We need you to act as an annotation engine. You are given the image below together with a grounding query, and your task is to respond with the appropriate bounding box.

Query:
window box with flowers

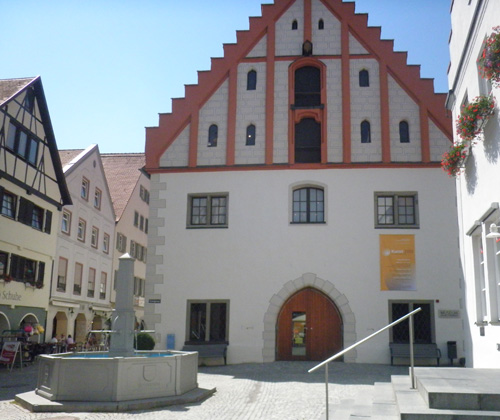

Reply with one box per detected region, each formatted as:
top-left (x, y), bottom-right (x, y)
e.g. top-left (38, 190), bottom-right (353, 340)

top-left (478, 26), bottom-right (500, 87)
top-left (441, 142), bottom-right (469, 178)
top-left (456, 95), bottom-right (495, 142)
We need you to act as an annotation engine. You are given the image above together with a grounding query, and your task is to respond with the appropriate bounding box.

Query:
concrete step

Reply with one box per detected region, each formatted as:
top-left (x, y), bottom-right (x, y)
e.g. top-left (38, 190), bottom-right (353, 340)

top-left (392, 375), bottom-right (500, 420)
top-left (414, 368), bottom-right (500, 411)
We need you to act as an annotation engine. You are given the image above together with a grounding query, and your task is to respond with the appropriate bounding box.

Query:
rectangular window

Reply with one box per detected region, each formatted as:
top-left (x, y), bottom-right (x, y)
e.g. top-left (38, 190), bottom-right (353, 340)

top-left (77, 219), bottom-right (86, 242)
top-left (91, 226), bottom-right (99, 248)
top-left (100, 272), bottom-right (107, 300)
top-left (81, 177), bottom-right (89, 200)
top-left (74, 263), bottom-right (83, 295)
top-left (140, 185), bottom-right (150, 204)
top-left (103, 233), bottom-right (110, 254)
top-left (9, 254), bottom-right (37, 284)
top-left (88, 268), bottom-right (96, 298)
top-left (0, 252), bottom-right (8, 279)
top-left (57, 257), bottom-right (68, 292)
top-left (6, 121), bottom-right (39, 165)
top-left (188, 193), bottom-right (228, 228)
top-left (61, 210), bottom-right (71, 234)
top-left (1, 190), bottom-right (17, 218)
top-left (134, 211), bottom-right (139, 227)
top-left (187, 300), bottom-right (229, 343)
top-left (389, 301), bottom-right (433, 344)
top-left (18, 197), bottom-right (45, 230)
top-left (116, 232), bottom-right (127, 253)
top-left (94, 188), bottom-right (102, 209)
top-left (375, 192), bottom-right (419, 228)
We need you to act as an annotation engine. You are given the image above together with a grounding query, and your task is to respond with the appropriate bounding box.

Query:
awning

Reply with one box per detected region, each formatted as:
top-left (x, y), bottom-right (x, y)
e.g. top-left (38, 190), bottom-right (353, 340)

top-left (50, 300), bottom-right (80, 309)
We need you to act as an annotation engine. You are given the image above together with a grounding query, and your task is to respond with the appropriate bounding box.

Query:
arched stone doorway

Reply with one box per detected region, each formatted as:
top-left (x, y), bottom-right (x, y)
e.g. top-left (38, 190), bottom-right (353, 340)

top-left (52, 312), bottom-right (68, 339)
top-left (74, 314), bottom-right (87, 344)
top-left (276, 288), bottom-right (342, 361)
top-left (262, 273), bottom-right (357, 363)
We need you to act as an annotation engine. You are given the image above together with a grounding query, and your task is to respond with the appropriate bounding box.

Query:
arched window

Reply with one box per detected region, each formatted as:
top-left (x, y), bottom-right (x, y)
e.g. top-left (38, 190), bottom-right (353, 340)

top-left (247, 70), bottom-right (257, 91)
top-left (318, 19), bottom-right (324, 30)
top-left (208, 124), bottom-right (218, 147)
top-left (292, 187), bottom-right (324, 223)
top-left (361, 120), bottom-right (371, 143)
top-left (246, 124), bottom-right (256, 146)
top-left (295, 118), bottom-right (321, 163)
top-left (399, 121), bottom-right (410, 143)
top-left (295, 66), bottom-right (321, 107)
top-left (292, 20), bottom-right (298, 30)
top-left (359, 69), bottom-right (369, 87)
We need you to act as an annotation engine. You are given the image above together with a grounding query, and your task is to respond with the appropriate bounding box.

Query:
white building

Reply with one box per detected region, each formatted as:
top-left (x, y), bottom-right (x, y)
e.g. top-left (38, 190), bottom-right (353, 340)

top-left (48, 145), bottom-right (115, 344)
top-left (447, 0), bottom-right (500, 367)
top-left (101, 153), bottom-right (150, 329)
top-left (144, 0), bottom-right (464, 364)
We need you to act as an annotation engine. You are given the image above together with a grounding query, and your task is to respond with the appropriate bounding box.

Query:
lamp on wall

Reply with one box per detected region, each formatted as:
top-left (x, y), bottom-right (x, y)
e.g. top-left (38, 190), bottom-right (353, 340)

top-left (486, 223), bottom-right (500, 239)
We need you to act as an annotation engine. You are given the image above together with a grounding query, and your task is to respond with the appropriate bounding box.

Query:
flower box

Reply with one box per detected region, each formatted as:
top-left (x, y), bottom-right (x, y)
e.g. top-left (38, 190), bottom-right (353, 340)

top-left (478, 26), bottom-right (500, 87)
top-left (456, 95), bottom-right (495, 141)
top-left (441, 142), bottom-right (469, 178)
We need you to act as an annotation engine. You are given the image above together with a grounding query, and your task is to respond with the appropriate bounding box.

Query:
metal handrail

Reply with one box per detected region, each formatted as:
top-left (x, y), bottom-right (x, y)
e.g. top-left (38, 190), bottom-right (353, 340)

top-left (308, 307), bottom-right (421, 420)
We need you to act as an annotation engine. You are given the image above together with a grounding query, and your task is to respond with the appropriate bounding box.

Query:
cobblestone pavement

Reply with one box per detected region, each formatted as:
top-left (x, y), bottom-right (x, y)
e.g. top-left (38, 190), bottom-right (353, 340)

top-left (0, 360), bottom-right (408, 420)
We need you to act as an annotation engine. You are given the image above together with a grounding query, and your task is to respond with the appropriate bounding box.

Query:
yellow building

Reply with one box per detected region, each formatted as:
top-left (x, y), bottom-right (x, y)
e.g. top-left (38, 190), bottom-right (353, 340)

top-left (0, 77), bottom-right (71, 341)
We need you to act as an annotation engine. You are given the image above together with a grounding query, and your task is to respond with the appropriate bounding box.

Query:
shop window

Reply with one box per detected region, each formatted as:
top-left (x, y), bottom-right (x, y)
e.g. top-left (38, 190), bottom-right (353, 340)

top-left (187, 300), bottom-right (229, 343)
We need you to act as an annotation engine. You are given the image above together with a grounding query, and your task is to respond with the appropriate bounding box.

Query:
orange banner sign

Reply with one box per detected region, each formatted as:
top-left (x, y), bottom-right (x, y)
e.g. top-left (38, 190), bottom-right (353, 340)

top-left (380, 234), bottom-right (416, 291)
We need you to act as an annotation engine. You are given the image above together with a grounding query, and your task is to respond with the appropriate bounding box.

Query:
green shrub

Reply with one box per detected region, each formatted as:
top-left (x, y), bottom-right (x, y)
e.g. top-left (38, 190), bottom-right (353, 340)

top-left (134, 332), bottom-right (156, 350)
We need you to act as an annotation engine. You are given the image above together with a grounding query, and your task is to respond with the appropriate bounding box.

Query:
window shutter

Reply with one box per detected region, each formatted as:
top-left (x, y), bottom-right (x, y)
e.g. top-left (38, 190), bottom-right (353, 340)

top-left (0, 186), bottom-right (4, 208)
top-left (44, 210), bottom-right (52, 234)
top-left (9, 254), bottom-right (19, 279)
top-left (18, 197), bottom-right (29, 225)
top-left (37, 261), bottom-right (45, 284)
top-left (122, 235), bottom-right (127, 253)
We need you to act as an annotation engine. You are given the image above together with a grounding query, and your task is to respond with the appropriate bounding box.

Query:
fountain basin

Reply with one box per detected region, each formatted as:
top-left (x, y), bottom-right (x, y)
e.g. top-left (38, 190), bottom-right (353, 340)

top-left (36, 350), bottom-right (198, 402)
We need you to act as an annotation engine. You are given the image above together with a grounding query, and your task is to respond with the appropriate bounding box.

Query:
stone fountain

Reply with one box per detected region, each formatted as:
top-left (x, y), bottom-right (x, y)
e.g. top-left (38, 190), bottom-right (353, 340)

top-left (16, 255), bottom-right (210, 412)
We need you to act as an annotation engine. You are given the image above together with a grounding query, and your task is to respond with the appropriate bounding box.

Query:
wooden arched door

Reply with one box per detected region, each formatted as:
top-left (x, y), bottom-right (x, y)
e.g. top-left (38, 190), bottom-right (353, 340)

top-left (276, 288), bottom-right (342, 361)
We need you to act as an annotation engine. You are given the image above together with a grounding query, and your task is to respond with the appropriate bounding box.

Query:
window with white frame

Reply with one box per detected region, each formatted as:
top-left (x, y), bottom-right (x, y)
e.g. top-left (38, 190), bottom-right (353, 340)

top-left (187, 193), bottom-right (228, 228)
top-left (103, 233), bottom-right (110, 254)
top-left (81, 177), bottom-right (89, 200)
top-left (116, 232), bottom-right (127, 253)
top-left (375, 192), bottom-right (419, 228)
top-left (186, 300), bottom-right (229, 343)
top-left (0, 189), bottom-right (16, 218)
top-left (61, 210), bottom-right (71, 234)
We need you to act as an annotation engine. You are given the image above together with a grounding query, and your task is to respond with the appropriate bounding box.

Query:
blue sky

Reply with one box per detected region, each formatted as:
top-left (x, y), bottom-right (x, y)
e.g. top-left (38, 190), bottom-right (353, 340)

top-left (2, 1), bottom-right (451, 153)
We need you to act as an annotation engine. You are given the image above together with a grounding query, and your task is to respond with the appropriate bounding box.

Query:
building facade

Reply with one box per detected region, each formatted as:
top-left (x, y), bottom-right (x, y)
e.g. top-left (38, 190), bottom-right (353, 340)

top-left (447, 0), bottom-right (500, 367)
top-left (145, 0), bottom-right (464, 364)
top-left (0, 77), bottom-right (71, 341)
top-left (48, 145), bottom-right (115, 344)
top-left (101, 153), bottom-right (150, 329)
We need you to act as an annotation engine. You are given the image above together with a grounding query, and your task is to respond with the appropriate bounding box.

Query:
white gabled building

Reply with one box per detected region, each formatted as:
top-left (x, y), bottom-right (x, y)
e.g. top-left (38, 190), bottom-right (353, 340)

top-left (101, 153), bottom-right (150, 329)
top-left (447, 0), bottom-right (500, 367)
top-left (145, 0), bottom-right (464, 364)
top-left (48, 145), bottom-right (115, 344)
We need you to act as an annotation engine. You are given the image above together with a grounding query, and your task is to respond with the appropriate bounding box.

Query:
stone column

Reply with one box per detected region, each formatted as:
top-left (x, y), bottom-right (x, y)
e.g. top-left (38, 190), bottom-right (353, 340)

top-left (109, 254), bottom-right (136, 357)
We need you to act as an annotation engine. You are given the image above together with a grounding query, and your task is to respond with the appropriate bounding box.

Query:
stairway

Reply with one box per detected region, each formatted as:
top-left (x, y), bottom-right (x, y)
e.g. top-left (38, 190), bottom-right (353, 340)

top-left (324, 367), bottom-right (500, 420)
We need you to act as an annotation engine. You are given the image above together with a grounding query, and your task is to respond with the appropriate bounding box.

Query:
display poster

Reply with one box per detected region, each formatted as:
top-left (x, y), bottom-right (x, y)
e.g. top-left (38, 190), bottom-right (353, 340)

top-left (0, 341), bottom-right (21, 369)
top-left (380, 234), bottom-right (416, 291)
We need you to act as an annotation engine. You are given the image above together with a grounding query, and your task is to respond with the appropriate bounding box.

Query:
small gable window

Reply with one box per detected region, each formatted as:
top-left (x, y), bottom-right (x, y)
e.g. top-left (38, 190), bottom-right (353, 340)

top-left (399, 121), bottom-right (410, 143)
top-left (208, 124), bottom-right (218, 147)
top-left (246, 124), bottom-right (256, 146)
top-left (247, 70), bottom-right (257, 91)
top-left (359, 69), bottom-right (369, 87)
top-left (361, 120), bottom-right (371, 143)
top-left (318, 19), bottom-right (324, 30)
top-left (292, 20), bottom-right (298, 30)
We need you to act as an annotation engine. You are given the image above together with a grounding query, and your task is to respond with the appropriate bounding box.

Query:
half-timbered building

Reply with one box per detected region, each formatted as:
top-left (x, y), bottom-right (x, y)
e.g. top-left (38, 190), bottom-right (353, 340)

top-left (0, 76), bottom-right (71, 340)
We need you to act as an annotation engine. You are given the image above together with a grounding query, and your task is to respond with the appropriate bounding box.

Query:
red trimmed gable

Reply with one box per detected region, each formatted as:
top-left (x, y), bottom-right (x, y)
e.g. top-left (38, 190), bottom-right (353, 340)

top-left (145, 0), bottom-right (451, 171)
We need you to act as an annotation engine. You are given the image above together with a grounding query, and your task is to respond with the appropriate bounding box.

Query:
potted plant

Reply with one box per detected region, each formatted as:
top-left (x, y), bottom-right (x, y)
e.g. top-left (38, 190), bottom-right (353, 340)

top-left (478, 26), bottom-right (500, 86)
top-left (441, 142), bottom-right (469, 177)
top-left (456, 95), bottom-right (495, 141)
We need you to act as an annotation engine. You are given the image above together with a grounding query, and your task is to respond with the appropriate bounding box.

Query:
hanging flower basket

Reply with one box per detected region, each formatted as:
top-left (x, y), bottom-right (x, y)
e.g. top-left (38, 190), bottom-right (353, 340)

top-left (456, 95), bottom-right (495, 141)
top-left (478, 26), bottom-right (500, 87)
top-left (441, 142), bottom-right (469, 177)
